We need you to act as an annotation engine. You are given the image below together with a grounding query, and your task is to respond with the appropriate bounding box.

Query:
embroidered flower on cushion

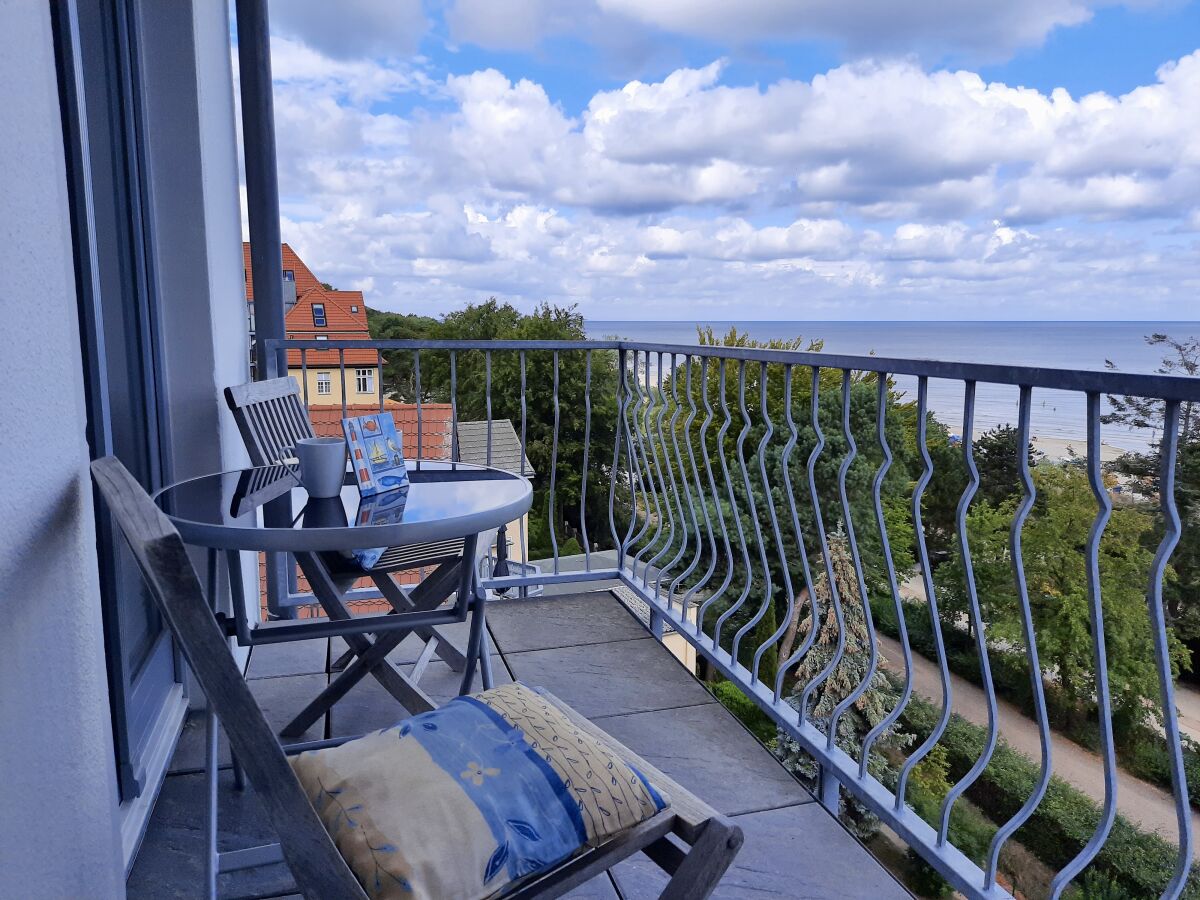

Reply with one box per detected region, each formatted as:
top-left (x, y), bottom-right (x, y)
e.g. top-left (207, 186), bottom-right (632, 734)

top-left (461, 761), bottom-right (500, 786)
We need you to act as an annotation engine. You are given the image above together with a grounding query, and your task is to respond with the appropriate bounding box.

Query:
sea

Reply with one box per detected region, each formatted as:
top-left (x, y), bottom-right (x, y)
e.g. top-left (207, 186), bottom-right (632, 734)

top-left (585, 321), bottom-right (1200, 452)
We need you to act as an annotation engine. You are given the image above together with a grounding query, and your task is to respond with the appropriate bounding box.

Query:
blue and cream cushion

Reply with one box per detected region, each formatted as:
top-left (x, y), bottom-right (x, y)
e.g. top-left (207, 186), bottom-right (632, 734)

top-left (290, 683), bottom-right (669, 899)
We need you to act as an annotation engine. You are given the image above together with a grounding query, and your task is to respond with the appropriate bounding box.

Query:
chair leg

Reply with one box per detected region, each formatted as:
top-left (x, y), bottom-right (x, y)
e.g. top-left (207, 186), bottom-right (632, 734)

top-left (205, 705), bottom-right (220, 900)
top-left (659, 819), bottom-right (743, 900)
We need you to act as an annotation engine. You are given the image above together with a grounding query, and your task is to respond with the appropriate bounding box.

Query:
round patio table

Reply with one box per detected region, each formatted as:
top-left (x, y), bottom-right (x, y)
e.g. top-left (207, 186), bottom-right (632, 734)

top-left (153, 459), bottom-right (533, 732)
top-left (154, 459), bottom-right (533, 553)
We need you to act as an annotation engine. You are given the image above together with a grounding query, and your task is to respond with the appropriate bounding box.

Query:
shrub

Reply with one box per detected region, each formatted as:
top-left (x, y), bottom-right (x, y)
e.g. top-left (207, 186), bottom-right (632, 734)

top-left (900, 697), bottom-right (1199, 899)
top-left (711, 680), bottom-right (777, 746)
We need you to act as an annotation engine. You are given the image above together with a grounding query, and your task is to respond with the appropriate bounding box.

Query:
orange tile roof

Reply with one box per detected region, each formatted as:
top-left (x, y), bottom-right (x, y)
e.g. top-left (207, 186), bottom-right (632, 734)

top-left (307, 401), bottom-right (454, 459)
top-left (286, 286), bottom-right (378, 365)
top-left (243, 242), bottom-right (323, 302)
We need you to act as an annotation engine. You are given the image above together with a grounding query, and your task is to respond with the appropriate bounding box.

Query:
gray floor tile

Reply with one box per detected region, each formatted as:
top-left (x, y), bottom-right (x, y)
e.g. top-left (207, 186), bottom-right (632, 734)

top-left (169, 709), bottom-right (231, 775)
top-left (612, 803), bottom-right (910, 899)
top-left (504, 637), bottom-right (714, 719)
top-left (593, 702), bottom-right (812, 816)
top-left (247, 672), bottom-right (329, 742)
top-left (487, 592), bottom-right (649, 653)
top-left (328, 656), bottom-right (512, 736)
top-left (173, 673), bottom-right (330, 773)
top-left (563, 871), bottom-right (621, 898)
top-left (246, 638), bottom-right (329, 680)
top-left (127, 770), bottom-right (296, 899)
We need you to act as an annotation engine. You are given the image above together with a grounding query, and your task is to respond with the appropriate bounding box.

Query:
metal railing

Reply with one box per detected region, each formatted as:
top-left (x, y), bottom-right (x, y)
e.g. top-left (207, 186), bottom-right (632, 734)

top-left (265, 337), bottom-right (1200, 899)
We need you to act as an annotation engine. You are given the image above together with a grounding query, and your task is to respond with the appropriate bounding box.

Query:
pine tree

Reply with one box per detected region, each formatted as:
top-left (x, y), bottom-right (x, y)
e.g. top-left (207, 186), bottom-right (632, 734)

top-left (774, 532), bottom-right (907, 839)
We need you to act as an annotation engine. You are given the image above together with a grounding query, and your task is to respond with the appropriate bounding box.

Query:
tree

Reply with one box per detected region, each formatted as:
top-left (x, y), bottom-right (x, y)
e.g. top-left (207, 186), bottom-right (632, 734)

top-left (1103, 333), bottom-right (1200, 443)
top-left (939, 464), bottom-right (1187, 740)
top-left (974, 424), bottom-right (1039, 508)
top-left (366, 307), bottom-right (440, 402)
top-left (775, 534), bottom-right (906, 840)
top-left (1103, 332), bottom-right (1200, 658)
top-left (369, 299), bottom-right (619, 557)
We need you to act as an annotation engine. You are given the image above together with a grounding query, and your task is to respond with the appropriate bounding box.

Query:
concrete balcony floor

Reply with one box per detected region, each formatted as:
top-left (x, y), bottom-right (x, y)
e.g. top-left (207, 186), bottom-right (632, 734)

top-left (128, 590), bottom-right (910, 899)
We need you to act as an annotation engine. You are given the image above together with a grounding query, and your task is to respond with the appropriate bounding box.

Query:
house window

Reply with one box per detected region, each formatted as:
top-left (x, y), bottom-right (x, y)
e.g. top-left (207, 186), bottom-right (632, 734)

top-left (315, 335), bottom-right (328, 341)
top-left (283, 269), bottom-right (295, 281)
top-left (350, 305), bottom-right (359, 313)
top-left (356, 368), bottom-right (374, 394)
top-left (317, 372), bottom-right (331, 395)
top-left (312, 303), bottom-right (327, 327)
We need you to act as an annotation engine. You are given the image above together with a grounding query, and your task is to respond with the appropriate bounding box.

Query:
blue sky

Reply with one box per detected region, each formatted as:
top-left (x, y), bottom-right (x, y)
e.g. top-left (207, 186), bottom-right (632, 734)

top-left (255, 0), bottom-right (1200, 320)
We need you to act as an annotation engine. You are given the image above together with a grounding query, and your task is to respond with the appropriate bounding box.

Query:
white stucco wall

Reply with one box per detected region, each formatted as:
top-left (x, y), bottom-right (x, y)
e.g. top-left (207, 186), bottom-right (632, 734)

top-left (137, 0), bottom-right (256, 663)
top-left (0, 1), bottom-right (125, 895)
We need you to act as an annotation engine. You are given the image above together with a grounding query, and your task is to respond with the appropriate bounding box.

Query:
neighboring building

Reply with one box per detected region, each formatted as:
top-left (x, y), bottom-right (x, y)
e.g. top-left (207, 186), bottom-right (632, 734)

top-left (456, 420), bottom-right (535, 565)
top-left (243, 242), bottom-right (381, 403)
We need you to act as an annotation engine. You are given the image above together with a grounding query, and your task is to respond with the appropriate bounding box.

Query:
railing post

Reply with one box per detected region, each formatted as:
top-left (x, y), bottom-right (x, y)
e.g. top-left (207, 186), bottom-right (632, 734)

top-left (818, 766), bottom-right (840, 814)
top-left (649, 609), bottom-right (664, 640)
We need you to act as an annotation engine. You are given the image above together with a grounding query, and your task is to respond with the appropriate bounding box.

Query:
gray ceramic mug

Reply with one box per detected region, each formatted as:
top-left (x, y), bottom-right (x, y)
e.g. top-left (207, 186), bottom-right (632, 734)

top-left (295, 437), bottom-right (347, 498)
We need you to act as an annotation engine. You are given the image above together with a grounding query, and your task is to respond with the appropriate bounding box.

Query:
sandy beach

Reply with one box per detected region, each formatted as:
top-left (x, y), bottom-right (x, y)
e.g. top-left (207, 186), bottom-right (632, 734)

top-left (1030, 435), bottom-right (1126, 463)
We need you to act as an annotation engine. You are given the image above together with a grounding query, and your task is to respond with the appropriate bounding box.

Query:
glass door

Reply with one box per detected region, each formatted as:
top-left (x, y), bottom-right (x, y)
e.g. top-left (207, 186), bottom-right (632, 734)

top-left (54, 0), bottom-right (179, 802)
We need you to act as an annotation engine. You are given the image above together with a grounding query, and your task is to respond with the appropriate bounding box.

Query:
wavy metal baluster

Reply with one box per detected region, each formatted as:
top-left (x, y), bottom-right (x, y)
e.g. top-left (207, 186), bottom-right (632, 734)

top-left (985, 385), bottom-right (1052, 887)
top-left (1050, 391), bottom-right (1118, 898)
top-left (713, 360), bottom-right (757, 651)
top-left (580, 350), bottom-right (592, 570)
top-left (647, 353), bottom-right (685, 599)
top-left (548, 351), bottom-right (560, 573)
top-left (414, 351), bottom-right (423, 461)
top-left (859, 372), bottom-right (911, 776)
top-left (672, 356), bottom-right (714, 609)
top-left (937, 381), bottom-right (998, 843)
top-left (1145, 400), bottom-right (1192, 899)
top-left (630, 352), bottom-right (664, 582)
top-left (798, 367), bottom-right (845, 728)
top-left (657, 354), bottom-right (696, 606)
top-left (699, 359), bottom-right (743, 639)
top-left (450, 352), bottom-right (459, 461)
top-left (694, 358), bottom-right (736, 634)
top-left (828, 369), bottom-right (882, 754)
top-left (608, 349), bottom-right (627, 560)
top-left (518, 352), bottom-right (525, 474)
top-left (621, 352), bottom-right (650, 561)
top-left (485, 351), bottom-right (493, 466)
top-left (775, 365), bottom-right (822, 701)
top-left (730, 361), bottom-right (777, 677)
top-left (376, 349), bottom-right (384, 414)
top-left (751, 362), bottom-right (797, 685)
top-left (338, 348), bottom-right (347, 420)
top-left (300, 348), bottom-right (309, 406)
top-left (895, 376), bottom-right (955, 810)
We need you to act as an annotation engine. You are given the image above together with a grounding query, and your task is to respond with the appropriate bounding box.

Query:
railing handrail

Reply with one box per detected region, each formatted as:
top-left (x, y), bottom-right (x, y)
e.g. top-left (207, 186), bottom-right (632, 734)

top-left (264, 337), bottom-right (1200, 401)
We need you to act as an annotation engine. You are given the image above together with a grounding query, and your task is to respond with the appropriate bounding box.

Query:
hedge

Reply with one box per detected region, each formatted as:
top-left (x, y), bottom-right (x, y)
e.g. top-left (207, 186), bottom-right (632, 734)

top-left (902, 698), bottom-right (1198, 899)
top-left (872, 596), bottom-right (1200, 810)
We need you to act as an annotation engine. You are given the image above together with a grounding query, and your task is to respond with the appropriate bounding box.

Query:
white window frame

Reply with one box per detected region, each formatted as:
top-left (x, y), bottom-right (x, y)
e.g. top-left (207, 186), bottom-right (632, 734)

top-left (316, 371), bottom-right (332, 395)
top-left (355, 367), bottom-right (374, 394)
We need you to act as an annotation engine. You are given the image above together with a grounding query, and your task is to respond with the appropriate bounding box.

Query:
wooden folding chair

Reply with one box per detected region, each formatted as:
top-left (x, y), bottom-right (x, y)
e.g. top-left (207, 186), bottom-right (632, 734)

top-left (91, 456), bottom-right (744, 899)
top-left (224, 376), bottom-right (472, 679)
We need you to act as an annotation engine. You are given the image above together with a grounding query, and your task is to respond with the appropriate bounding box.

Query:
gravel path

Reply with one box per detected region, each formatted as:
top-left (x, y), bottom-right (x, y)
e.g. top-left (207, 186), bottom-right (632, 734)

top-left (877, 633), bottom-right (1199, 854)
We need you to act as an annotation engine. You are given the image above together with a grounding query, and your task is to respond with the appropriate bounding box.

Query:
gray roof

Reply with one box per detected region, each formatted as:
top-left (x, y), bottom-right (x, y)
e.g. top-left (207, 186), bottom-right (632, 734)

top-left (456, 420), bottom-right (535, 476)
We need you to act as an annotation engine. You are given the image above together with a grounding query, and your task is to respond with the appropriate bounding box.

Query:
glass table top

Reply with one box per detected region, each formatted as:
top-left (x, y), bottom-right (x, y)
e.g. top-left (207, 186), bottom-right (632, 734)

top-left (153, 460), bottom-right (533, 551)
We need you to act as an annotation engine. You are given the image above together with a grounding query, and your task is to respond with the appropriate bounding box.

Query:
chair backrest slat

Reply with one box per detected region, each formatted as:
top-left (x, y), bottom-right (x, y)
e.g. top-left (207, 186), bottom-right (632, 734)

top-left (225, 377), bottom-right (315, 466)
top-left (90, 457), bottom-right (365, 899)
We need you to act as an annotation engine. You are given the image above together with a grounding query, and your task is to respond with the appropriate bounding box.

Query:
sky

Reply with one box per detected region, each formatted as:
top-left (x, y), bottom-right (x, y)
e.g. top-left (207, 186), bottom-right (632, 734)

top-left (244, 0), bottom-right (1200, 321)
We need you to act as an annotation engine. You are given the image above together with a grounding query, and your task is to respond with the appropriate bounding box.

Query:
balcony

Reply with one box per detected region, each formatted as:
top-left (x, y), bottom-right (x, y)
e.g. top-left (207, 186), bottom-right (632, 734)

top-left (124, 335), bottom-right (1200, 898)
top-left (130, 589), bottom-right (906, 898)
